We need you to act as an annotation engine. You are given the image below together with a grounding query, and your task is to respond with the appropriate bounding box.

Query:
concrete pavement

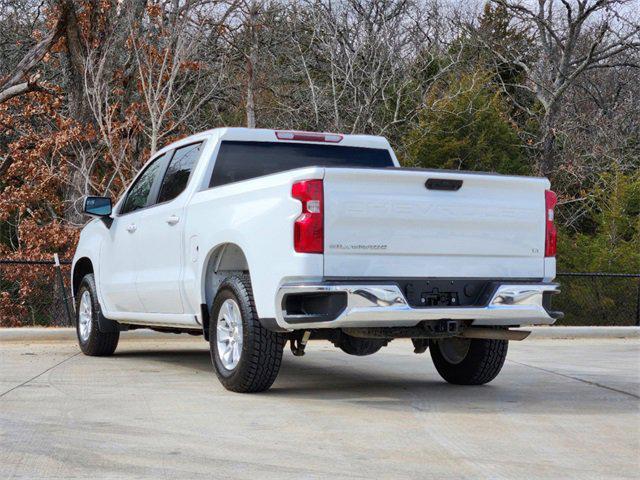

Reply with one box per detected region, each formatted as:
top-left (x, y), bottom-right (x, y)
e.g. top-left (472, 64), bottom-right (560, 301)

top-left (3, 326), bottom-right (638, 342)
top-left (1, 333), bottom-right (639, 479)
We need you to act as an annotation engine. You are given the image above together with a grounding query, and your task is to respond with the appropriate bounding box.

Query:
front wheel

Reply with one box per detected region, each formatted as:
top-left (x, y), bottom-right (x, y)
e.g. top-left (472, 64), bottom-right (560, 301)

top-left (209, 275), bottom-right (285, 393)
top-left (429, 336), bottom-right (508, 385)
top-left (75, 274), bottom-right (119, 356)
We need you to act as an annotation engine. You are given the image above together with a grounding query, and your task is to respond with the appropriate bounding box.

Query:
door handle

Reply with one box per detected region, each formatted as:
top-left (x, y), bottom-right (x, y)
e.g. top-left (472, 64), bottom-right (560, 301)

top-left (166, 215), bottom-right (180, 226)
top-left (126, 223), bottom-right (137, 233)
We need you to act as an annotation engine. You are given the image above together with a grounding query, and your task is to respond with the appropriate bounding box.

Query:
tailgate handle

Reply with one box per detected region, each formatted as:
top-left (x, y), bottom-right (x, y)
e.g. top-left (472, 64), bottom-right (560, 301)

top-left (425, 178), bottom-right (463, 191)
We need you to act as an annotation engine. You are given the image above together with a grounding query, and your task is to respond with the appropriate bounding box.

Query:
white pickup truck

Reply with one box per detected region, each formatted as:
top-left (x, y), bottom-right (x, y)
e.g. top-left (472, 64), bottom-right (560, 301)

top-left (72, 128), bottom-right (561, 392)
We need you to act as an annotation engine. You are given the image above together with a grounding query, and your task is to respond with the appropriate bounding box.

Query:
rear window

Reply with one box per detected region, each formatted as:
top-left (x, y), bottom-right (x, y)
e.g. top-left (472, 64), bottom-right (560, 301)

top-left (209, 141), bottom-right (394, 187)
top-left (157, 142), bottom-right (202, 203)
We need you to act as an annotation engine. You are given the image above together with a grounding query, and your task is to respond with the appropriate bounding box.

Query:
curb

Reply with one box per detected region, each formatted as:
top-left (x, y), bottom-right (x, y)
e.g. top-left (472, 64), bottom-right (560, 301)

top-left (524, 326), bottom-right (640, 339)
top-left (0, 327), bottom-right (175, 342)
top-left (0, 326), bottom-right (638, 342)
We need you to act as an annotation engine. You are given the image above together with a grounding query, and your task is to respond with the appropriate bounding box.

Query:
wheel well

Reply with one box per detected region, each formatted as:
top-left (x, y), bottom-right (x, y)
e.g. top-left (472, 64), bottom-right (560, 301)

top-left (202, 243), bottom-right (249, 339)
top-left (73, 257), bottom-right (94, 296)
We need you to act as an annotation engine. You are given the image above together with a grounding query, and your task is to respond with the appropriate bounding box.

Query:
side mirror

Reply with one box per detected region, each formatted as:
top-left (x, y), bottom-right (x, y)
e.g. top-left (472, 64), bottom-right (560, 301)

top-left (83, 196), bottom-right (112, 217)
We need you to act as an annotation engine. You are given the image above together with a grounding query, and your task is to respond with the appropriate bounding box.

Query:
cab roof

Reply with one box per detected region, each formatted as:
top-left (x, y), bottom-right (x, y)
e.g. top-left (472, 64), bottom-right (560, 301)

top-left (155, 128), bottom-right (392, 157)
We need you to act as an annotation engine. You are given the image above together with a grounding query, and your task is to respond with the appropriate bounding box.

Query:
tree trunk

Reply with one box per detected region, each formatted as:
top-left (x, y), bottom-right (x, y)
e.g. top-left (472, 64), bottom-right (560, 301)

top-left (539, 104), bottom-right (560, 175)
top-left (246, 54), bottom-right (256, 128)
top-left (150, 125), bottom-right (159, 156)
top-left (0, 11), bottom-right (67, 105)
top-left (61, 0), bottom-right (88, 122)
top-left (245, 3), bottom-right (259, 129)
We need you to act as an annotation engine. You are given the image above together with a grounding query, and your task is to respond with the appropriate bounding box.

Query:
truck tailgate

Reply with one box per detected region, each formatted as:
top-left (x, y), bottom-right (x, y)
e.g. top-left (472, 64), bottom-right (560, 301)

top-left (323, 168), bottom-right (549, 279)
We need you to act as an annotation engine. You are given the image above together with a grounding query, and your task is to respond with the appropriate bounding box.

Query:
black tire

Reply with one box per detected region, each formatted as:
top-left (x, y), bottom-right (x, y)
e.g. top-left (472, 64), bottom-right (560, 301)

top-left (209, 275), bottom-right (285, 393)
top-left (429, 337), bottom-right (508, 385)
top-left (75, 274), bottom-right (119, 356)
top-left (336, 332), bottom-right (386, 356)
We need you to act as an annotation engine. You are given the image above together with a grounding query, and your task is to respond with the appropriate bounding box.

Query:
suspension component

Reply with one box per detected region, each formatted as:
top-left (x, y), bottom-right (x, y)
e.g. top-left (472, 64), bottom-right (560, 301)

top-left (290, 331), bottom-right (311, 356)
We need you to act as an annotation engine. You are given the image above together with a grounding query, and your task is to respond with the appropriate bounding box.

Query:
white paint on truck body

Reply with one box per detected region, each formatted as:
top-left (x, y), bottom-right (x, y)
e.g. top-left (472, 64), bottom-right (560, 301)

top-left (72, 127), bottom-right (556, 329)
top-left (323, 168), bottom-right (550, 279)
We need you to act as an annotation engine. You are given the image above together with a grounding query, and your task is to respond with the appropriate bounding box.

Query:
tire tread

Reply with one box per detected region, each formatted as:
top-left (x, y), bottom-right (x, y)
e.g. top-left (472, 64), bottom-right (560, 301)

top-left (430, 337), bottom-right (508, 385)
top-left (76, 274), bottom-right (119, 357)
top-left (210, 274), bottom-right (284, 393)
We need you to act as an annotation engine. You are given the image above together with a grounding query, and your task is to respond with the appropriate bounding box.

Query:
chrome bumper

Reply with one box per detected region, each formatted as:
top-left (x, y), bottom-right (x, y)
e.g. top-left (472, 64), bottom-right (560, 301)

top-left (275, 282), bottom-right (560, 330)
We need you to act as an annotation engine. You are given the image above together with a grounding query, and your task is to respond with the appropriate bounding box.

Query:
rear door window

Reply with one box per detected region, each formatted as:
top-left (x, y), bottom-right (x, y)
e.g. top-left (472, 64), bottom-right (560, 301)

top-left (209, 141), bottom-right (394, 187)
top-left (157, 142), bottom-right (203, 203)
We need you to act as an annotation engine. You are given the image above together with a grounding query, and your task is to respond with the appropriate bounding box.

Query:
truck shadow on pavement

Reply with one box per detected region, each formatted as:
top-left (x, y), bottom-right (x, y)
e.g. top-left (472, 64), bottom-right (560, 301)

top-left (271, 359), bottom-right (638, 413)
top-left (113, 346), bottom-right (638, 414)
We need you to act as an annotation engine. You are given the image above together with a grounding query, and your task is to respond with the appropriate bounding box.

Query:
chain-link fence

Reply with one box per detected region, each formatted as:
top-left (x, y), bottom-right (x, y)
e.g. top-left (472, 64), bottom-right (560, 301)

top-left (0, 258), bottom-right (638, 327)
top-left (554, 273), bottom-right (640, 327)
top-left (0, 258), bottom-right (73, 328)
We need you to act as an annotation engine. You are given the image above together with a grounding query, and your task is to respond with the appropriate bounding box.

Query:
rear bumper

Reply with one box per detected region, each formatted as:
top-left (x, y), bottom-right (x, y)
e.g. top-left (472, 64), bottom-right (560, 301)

top-left (275, 282), bottom-right (561, 330)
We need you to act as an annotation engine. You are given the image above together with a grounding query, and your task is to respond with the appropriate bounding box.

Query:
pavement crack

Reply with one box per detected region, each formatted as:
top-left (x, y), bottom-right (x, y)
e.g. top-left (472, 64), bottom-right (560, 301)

top-left (0, 351), bottom-right (80, 399)
top-left (507, 359), bottom-right (640, 400)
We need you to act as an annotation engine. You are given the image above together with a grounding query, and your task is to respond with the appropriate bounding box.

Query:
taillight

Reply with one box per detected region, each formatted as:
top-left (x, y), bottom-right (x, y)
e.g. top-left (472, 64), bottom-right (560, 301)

top-left (292, 180), bottom-right (323, 253)
top-left (545, 190), bottom-right (557, 257)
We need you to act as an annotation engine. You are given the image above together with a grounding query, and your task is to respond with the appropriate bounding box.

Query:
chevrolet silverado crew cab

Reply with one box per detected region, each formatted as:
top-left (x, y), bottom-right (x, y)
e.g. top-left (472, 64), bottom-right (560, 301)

top-left (72, 127), bottom-right (561, 393)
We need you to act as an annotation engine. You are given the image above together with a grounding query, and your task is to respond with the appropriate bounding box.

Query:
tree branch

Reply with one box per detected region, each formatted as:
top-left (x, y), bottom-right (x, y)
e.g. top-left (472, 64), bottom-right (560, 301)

top-left (0, 7), bottom-right (67, 104)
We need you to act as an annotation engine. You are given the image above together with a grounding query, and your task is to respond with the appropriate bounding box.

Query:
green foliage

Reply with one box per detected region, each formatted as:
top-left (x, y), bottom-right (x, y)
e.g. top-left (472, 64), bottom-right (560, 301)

top-left (554, 171), bottom-right (639, 326)
top-left (558, 171), bottom-right (640, 273)
top-left (476, 3), bottom-right (533, 89)
top-left (403, 73), bottom-right (529, 175)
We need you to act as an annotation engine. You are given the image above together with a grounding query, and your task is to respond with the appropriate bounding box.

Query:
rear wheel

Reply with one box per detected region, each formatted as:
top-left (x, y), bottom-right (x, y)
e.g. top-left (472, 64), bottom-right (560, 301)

top-left (429, 336), bottom-right (507, 385)
top-left (209, 275), bottom-right (285, 393)
top-left (75, 274), bottom-right (119, 356)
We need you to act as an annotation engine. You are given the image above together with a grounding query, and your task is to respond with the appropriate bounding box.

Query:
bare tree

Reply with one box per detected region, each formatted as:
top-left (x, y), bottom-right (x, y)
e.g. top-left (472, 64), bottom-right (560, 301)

top-left (0, 1), bottom-right (68, 104)
top-left (215, 0), bottom-right (272, 128)
top-left (551, 54), bottom-right (640, 228)
top-left (132, 1), bottom-right (232, 152)
top-left (278, 0), bottom-right (459, 143)
top-left (489, 0), bottom-right (640, 173)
